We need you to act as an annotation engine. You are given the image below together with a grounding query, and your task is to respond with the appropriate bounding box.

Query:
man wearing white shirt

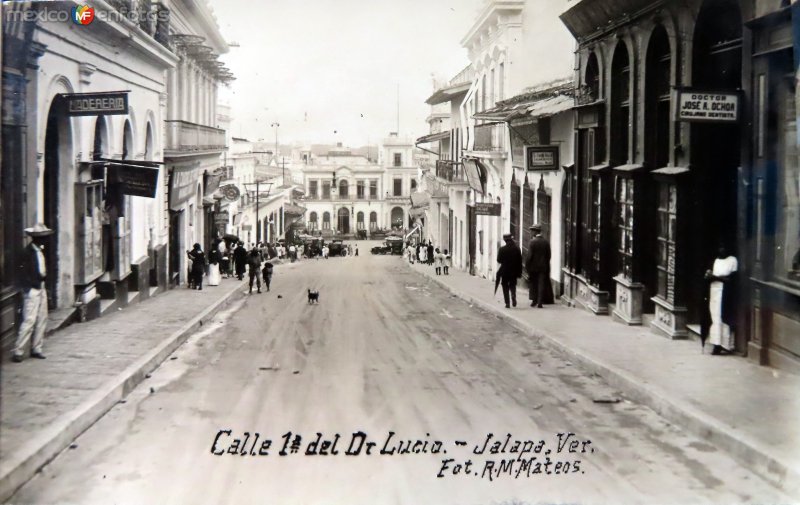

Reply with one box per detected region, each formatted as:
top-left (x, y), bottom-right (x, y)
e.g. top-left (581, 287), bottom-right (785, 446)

top-left (12, 223), bottom-right (54, 362)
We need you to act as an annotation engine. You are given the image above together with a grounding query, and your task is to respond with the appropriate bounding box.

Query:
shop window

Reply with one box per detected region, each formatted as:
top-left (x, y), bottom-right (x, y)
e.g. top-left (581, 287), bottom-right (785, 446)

top-left (510, 174), bottom-right (521, 241)
top-left (590, 177), bottom-right (603, 283)
top-left (656, 182), bottom-right (677, 302)
top-left (610, 43), bottom-right (631, 165)
top-left (774, 74), bottom-right (799, 285)
top-left (75, 181), bottom-right (104, 284)
top-left (617, 178), bottom-right (634, 279)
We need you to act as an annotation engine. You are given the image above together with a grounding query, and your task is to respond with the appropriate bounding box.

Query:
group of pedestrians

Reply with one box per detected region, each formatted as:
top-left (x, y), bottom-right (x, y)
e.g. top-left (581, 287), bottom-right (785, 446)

top-left (186, 239), bottom-right (275, 294)
top-left (406, 240), bottom-right (451, 275)
top-left (496, 223), bottom-right (553, 309)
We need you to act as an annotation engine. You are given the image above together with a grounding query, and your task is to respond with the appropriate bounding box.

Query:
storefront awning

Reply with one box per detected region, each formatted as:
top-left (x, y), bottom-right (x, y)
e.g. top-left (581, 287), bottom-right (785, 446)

top-left (463, 159), bottom-right (486, 195)
top-left (169, 165), bottom-right (201, 210)
top-left (425, 81), bottom-right (471, 105)
top-left (415, 130), bottom-right (450, 144)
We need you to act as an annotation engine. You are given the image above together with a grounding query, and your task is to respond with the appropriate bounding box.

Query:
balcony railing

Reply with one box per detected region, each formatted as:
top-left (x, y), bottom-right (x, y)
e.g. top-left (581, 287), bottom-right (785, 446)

top-left (473, 123), bottom-right (505, 152)
top-left (435, 160), bottom-right (467, 183)
top-left (164, 120), bottom-right (226, 153)
top-left (304, 194), bottom-right (380, 201)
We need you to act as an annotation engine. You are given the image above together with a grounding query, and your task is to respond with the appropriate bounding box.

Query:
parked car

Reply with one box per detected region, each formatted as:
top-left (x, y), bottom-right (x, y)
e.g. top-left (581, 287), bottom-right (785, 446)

top-left (328, 239), bottom-right (348, 257)
top-left (371, 236), bottom-right (404, 255)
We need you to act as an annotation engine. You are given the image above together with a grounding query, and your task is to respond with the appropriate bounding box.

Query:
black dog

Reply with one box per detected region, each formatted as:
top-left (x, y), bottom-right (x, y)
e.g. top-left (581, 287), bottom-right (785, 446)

top-left (307, 289), bottom-right (320, 304)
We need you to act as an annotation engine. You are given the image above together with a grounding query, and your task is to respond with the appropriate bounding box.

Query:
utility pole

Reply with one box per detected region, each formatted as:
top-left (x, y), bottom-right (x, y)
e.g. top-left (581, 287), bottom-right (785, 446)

top-left (244, 180), bottom-right (273, 244)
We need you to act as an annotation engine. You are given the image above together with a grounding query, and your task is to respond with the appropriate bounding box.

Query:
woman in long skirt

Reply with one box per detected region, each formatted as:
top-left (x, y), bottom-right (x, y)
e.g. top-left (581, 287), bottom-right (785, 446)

top-left (207, 243), bottom-right (222, 286)
top-left (704, 245), bottom-right (737, 355)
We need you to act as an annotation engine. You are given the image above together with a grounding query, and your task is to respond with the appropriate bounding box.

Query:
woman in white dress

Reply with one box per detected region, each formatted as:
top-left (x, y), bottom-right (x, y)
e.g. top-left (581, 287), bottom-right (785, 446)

top-left (704, 245), bottom-right (737, 355)
top-left (207, 242), bottom-right (222, 286)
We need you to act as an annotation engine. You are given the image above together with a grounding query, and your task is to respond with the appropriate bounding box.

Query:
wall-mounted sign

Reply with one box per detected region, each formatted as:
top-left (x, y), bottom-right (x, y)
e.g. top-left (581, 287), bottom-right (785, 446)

top-left (473, 202), bottom-right (501, 216)
top-left (525, 145), bottom-right (560, 171)
top-left (214, 211), bottom-right (230, 226)
top-left (169, 166), bottom-right (199, 210)
top-left (108, 162), bottom-right (159, 198)
top-left (63, 91), bottom-right (129, 116)
top-left (222, 184), bottom-right (241, 201)
top-left (676, 90), bottom-right (740, 123)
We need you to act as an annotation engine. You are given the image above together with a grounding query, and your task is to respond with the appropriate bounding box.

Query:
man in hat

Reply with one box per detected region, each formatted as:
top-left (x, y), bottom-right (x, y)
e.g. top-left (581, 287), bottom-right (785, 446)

top-left (12, 223), bottom-right (54, 362)
top-left (526, 223), bottom-right (552, 308)
top-left (497, 233), bottom-right (523, 308)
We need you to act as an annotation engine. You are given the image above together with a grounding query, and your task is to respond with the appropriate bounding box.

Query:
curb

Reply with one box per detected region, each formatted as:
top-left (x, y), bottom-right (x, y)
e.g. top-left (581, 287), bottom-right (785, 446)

top-left (0, 280), bottom-right (248, 503)
top-left (409, 263), bottom-right (800, 497)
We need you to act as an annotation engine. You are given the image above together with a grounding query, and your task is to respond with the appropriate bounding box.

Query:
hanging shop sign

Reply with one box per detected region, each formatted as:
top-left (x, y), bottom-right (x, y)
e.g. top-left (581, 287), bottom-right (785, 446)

top-left (472, 202), bottom-right (501, 216)
top-left (169, 165), bottom-right (199, 210)
top-left (675, 90), bottom-right (740, 123)
top-left (214, 211), bottom-right (230, 226)
top-left (63, 91), bottom-right (129, 116)
top-left (222, 184), bottom-right (241, 201)
top-left (525, 145), bottom-right (560, 171)
top-left (108, 162), bottom-right (159, 198)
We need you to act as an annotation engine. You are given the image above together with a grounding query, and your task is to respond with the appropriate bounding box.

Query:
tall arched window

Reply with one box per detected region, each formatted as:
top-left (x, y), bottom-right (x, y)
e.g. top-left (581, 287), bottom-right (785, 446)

top-left (338, 180), bottom-right (348, 198)
top-left (322, 211), bottom-right (331, 229)
top-left (309, 211), bottom-right (318, 231)
top-left (357, 211), bottom-right (365, 230)
top-left (610, 42), bottom-right (631, 165)
top-left (369, 211), bottom-right (378, 231)
top-left (584, 51), bottom-right (600, 102)
top-left (645, 26), bottom-right (671, 170)
top-left (390, 207), bottom-right (403, 230)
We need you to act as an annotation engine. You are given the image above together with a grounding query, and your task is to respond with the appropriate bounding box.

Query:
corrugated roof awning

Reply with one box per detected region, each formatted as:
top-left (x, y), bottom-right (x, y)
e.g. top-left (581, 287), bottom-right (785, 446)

top-left (283, 203), bottom-right (307, 216)
top-left (425, 82), bottom-right (471, 105)
top-left (415, 130), bottom-right (450, 144)
top-left (474, 93), bottom-right (574, 122)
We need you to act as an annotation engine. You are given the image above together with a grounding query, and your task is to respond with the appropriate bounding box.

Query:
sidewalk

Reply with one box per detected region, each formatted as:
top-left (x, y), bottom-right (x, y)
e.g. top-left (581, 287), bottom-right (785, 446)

top-left (409, 261), bottom-right (800, 497)
top-left (0, 275), bottom-right (250, 502)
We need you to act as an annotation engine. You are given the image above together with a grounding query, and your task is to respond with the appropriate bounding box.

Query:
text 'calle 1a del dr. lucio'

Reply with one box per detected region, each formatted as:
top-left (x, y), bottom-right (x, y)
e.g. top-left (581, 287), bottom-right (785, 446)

top-left (210, 430), bottom-right (595, 480)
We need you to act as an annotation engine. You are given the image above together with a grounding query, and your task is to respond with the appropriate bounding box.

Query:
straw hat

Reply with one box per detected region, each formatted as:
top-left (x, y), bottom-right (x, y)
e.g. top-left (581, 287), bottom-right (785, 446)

top-left (24, 223), bottom-right (54, 237)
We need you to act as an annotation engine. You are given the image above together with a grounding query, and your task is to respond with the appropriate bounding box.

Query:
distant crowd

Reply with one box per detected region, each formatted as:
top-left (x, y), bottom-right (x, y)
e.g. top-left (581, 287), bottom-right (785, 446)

top-left (406, 240), bottom-right (451, 275)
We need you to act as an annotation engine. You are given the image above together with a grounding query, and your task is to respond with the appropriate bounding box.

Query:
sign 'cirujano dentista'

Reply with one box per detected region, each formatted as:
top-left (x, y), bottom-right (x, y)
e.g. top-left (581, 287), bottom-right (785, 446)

top-left (676, 90), bottom-right (740, 123)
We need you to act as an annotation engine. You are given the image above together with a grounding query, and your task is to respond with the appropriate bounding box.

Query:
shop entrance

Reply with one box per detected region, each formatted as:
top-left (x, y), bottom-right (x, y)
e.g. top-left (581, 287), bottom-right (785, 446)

top-left (687, 0), bottom-right (742, 325)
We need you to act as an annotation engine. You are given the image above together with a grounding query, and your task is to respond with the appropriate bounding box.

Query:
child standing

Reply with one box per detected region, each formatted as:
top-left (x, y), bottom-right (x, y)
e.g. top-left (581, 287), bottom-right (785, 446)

top-left (443, 249), bottom-right (451, 275)
top-left (434, 248), bottom-right (445, 275)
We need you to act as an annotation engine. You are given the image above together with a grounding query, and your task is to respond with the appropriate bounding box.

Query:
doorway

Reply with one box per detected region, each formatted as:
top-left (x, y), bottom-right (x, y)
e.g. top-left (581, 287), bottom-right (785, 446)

top-left (337, 207), bottom-right (350, 234)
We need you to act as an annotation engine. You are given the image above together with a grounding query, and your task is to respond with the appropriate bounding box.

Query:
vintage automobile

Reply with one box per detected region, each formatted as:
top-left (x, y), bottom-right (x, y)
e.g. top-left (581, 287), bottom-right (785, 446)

top-left (328, 239), bottom-right (349, 257)
top-left (371, 236), bottom-right (405, 255)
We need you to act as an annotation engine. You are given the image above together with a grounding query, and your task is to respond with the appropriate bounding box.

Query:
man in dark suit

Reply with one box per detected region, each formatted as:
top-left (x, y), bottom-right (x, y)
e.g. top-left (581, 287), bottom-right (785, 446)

top-left (497, 233), bottom-right (523, 309)
top-left (12, 223), bottom-right (54, 362)
top-left (233, 242), bottom-right (248, 280)
top-left (526, 223), bottom-right (552, 308)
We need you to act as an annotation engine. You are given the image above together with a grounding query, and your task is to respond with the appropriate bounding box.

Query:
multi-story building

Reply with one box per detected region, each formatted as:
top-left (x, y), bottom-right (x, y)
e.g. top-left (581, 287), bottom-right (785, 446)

top-left (162, 0), bottom-right (231, 286)
top-left (300, 135), bottom-right (416, 237)
top-left (1, 0), bottom-right (177, 341)
top-left (418, 0), bottom-right (575, 288)
top-left (559, 0), bottom-right (800, 373)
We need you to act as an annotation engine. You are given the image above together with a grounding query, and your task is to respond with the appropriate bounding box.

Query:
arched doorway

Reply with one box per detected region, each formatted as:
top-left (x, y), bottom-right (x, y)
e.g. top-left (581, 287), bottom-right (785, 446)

top-left (337, 207), bottom-right (350, 234)
top-left (390, 207), bottom-right (404, 230)
top-left (43, 96), bottom-right (73, 308)
top-left (687, 0), bottom-right (742, 325)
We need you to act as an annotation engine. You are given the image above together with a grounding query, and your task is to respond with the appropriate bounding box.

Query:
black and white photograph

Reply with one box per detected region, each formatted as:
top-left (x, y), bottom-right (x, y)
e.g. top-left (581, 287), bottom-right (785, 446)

top-left (0, 0), bottom-right (799, 503)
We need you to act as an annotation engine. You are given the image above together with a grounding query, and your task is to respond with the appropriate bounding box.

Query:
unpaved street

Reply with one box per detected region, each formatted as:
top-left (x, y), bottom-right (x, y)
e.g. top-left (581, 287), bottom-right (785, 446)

top-left (9, 248), bottom-right (789, 505)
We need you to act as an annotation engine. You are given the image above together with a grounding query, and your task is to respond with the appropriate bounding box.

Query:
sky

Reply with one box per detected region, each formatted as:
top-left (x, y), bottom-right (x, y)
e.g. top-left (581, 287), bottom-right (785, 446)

top-left (209, 0), bottom-right (484, 147)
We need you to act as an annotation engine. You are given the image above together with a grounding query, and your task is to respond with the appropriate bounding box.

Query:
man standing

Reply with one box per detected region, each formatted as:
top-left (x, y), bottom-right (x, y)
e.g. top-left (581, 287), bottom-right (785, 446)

top-left (12, 223), bottom-right (54, 362)
top-left (233, 242), bottom-right (248, 280)
top-left (248, 247), bottom-right (262, 294)
top-left (526, 223), bottom-right (552, 308)
top-left (497, 233), bottom-right (523, 309)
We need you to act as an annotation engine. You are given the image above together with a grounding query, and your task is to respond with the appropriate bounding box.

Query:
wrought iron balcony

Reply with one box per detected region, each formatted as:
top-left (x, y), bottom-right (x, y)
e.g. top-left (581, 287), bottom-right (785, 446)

top-left (164, 120), bottom-right (226, 154)
top-left (435, 160), bottom-right (467, 183)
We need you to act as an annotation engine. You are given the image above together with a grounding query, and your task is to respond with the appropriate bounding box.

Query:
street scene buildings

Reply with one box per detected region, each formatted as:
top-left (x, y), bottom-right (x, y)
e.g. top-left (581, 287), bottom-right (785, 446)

top-left (1, 0), bottom-right (799, 503)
